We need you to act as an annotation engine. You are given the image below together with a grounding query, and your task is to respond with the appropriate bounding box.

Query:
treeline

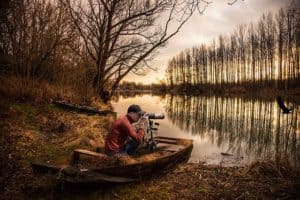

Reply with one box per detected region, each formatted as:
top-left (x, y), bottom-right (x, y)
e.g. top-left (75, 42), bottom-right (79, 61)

top-left (166, 4), bottom-right (300, 91)
top-left (118, 81), bottom-right (167, 92)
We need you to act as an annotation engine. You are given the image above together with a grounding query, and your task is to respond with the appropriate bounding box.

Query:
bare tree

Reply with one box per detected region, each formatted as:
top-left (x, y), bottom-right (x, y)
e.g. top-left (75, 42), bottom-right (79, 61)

top-left (276, 8), bottom-right (285, 88)
top-left (0, 0), bottom-right (75, 82)
top-left (248, 23), bottom-right (258, 85)
top-left (61, 0), bottom-right (210, 98)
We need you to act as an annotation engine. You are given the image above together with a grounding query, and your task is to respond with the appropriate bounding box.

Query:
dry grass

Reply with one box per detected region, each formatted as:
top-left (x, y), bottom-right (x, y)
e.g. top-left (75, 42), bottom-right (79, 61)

top-left (113, 160), bottom-right (300, 200)
top-left (0, 76), bottom-right (57, 102)
top-left (0, 75), bottom-right (95, 104)
top-left (0, 95), bottom-right (115, 200)
top-left (245, 157), bottom-right (296, 179)
top-left (72, 148), bottom-right (168, 170)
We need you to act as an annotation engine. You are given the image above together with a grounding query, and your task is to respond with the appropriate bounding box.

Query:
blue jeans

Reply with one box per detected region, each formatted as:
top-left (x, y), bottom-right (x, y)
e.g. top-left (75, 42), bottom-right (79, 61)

top-left (105, 137), bottom-right (139, 157)
top-left (123, 137), bottom-right (139, 155)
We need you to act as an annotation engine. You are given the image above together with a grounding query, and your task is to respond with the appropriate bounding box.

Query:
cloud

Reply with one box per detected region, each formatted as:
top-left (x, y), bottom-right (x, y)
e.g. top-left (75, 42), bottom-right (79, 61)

top-left (124, 0), bottom-right (290, 84)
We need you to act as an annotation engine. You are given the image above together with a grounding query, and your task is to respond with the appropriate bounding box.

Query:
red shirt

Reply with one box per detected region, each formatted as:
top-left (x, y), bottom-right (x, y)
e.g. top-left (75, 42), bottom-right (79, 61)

top-left (105, 115), bottom-right (145, 153)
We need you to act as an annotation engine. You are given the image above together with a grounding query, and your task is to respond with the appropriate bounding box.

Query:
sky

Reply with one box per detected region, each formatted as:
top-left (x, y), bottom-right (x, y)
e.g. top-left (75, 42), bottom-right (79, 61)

top-left (123, 0), bottom-right (291, 84)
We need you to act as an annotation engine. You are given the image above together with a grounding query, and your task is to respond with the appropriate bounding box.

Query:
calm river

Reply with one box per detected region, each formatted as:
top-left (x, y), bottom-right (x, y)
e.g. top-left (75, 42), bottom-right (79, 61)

top-left (112, 93), bottom-right (300, 166)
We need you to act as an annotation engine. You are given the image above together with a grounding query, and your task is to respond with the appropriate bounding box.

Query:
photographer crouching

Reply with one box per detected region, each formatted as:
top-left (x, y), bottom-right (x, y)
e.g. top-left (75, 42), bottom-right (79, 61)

top-left (104, 104), bottom-right (147, 157)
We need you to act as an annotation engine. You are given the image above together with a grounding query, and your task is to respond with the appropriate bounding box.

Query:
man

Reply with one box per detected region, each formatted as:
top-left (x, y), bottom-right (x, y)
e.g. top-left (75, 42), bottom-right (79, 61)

top-left (105, 104), bottom-right (147, 156)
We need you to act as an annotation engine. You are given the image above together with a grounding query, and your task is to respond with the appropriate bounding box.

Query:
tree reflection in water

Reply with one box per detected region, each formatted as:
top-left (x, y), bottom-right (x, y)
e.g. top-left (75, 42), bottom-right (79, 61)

top-left (112, 94), bottom-right (299, 166)
top-left (165, 95), bottom-right (299, 166)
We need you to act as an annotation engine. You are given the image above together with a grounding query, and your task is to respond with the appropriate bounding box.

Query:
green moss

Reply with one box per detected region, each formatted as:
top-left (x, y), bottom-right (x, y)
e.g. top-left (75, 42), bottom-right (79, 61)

top-left (117, 183), bottom-right (171, 200)
top-left (197, 187), bottom-right (208, 193)
top-left (41, 144), bottom-right (73, 160)
top-left (148, 185), bottom-right (171, 200)
top-left (16, 135), bottom-right (75, 163)
top-left (46, 103), bottom-right (65, 113)
top-left (26, 142), bottom-right (75, 163)
top-left (117, 185), bottom-right (139, 199)
top-left (11, 103), bottom-right (41, 130)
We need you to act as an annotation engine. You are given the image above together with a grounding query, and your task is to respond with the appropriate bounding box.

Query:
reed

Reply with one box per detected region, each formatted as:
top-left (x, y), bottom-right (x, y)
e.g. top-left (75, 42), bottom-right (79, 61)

top-left (0, 75), bottom-right (93, 104)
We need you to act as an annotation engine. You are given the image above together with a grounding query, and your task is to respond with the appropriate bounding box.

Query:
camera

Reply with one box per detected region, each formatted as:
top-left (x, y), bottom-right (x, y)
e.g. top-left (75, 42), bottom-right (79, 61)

top-left (144, 113), bottom-right (165, 119)
top-left (142, 113), bottom-right (165, 152)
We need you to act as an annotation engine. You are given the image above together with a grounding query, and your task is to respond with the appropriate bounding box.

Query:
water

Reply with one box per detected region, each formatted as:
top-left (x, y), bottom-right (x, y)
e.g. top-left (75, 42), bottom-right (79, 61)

top-left (112, 94), bottom-right (300, 166)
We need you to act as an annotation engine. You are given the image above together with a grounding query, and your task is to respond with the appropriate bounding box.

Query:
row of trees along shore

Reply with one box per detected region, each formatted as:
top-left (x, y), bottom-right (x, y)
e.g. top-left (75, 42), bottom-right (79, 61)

top-left (0, 0), bottom-right (216, 102)
top-left (166, 4), bottom-right (300, 92)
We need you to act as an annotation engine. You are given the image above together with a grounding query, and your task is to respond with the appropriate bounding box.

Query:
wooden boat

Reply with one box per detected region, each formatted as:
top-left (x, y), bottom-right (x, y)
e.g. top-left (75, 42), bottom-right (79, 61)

top-left (31, 136), bottom-right (193, 184)
top-left (52, 100), bottom-right (116, 115)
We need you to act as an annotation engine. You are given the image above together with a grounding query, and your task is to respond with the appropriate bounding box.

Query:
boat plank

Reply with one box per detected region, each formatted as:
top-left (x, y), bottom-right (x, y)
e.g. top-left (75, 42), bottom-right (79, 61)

top-left (65, 171), bottom-right (138, 183)
top-left (155, 138), bottom-right (178, 145)
top-left (155, 136), bottom-right (178, 140)
top-left (157, 144), bottom-right (185, 152)
top-left (72, 149), bottom-right (107, 164)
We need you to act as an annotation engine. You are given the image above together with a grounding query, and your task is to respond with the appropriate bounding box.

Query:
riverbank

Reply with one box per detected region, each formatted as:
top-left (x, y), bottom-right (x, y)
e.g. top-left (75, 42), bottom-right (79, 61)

top-left (113, 161), bottom-right (299, 199)
top-left (0, 98), bottom-right (114, 199)
top-left (0, 99), bottom-right (299, 199)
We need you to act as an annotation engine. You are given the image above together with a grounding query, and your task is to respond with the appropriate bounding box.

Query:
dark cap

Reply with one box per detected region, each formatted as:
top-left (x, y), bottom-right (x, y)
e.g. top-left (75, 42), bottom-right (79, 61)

top-left (127, 104), bottom-right (145, 115)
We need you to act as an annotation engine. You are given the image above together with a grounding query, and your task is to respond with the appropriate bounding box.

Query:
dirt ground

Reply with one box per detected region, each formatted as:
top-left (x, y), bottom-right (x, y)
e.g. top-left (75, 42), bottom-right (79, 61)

top-left (0, 99), bottom-right (299, 200)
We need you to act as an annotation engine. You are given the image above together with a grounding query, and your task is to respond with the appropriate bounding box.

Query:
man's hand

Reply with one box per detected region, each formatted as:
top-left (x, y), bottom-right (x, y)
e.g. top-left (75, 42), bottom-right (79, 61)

top-left (137, 117), bottom-right (147, 130)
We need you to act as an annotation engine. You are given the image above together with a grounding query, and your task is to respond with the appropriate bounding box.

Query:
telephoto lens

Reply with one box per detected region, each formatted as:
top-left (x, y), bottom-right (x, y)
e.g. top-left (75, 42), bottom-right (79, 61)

top-left (145, 113), bottom-right (165, 119)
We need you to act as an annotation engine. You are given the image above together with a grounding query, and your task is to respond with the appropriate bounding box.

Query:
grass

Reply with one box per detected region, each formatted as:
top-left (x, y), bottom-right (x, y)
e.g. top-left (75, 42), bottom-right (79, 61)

top-left (197, 187), bottom-right (208, 193)
top-left (0, 75), bottom-right (96, 104)
top-left (10, 103), bottom-right (40, 130)
top-left (117, 184), bottom-right (140, 199)
top-left (116, 182), bottom-right (171, 200)
top-left (0, 94), bottom-right (115, 199)
top-left (1, 94), bottom-right (111, 165)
